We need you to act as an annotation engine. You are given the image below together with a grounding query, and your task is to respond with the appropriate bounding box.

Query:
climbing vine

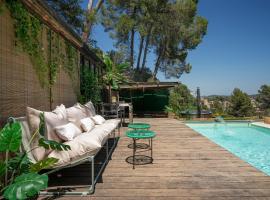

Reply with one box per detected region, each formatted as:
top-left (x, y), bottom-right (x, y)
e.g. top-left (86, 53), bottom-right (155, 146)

top-left (5, 0), bottom-right (48, 87)
top-left (47, 30), bottom-right (61, 87)
top-left (65, 41), bottom-right (77, 79)
top-left (4, 0), bottom-right (80, 99)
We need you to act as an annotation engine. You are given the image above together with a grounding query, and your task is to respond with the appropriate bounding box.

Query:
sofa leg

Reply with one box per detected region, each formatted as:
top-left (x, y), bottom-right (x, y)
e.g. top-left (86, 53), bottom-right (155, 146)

top-left (89, 156), bottom-right (95, 194)
top-left (106, 140), bottom-right (109, 161)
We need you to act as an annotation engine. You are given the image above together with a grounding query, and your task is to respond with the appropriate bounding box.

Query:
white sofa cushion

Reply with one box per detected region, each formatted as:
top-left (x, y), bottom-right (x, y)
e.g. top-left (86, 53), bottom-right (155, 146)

top-left (48, 130), bottom-right (102, 166)
top-left (91, 122), bottom-right (118, 145)
top-left (66, 103), bottom-right (89, 126)
top-left (80, 117), bottom-right (95, 132)
top-left (92, 115), bottom-right (106, 125)
top-left (54, 104), bottom-right (68, 119)
top-left (84, 101), bottom-right (96, 116)
top-left (26, 106), bottom-right (68, 161)
top-left (104, 119), bottom-right (121, 128)
top-left (54, 123), bottom-right (82, 141)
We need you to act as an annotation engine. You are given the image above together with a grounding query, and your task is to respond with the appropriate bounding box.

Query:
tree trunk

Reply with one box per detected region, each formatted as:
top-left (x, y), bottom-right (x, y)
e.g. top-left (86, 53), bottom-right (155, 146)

top-left (130, 28), bottom-right (135, 68)
top-left (141, 26), bottom-right (152, 69)
top-left (82, 0), bottom-right (104, 43)
top-left (153, 52), bottom-right (162, 79)
top-left (136, 36), bottom-right (144, 70)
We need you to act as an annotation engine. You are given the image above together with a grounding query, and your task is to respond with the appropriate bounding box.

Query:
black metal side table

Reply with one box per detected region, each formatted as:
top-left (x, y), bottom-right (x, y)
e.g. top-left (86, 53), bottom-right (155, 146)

top-left (125, 129), bottom-right (156, 169)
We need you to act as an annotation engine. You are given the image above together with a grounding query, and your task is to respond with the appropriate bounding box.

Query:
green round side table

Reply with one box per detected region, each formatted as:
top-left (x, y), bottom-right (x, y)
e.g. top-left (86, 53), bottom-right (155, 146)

top-left (127, 123), bottom-right (151, 149)
top-left (125, 129), bottom-right (156, 169)
top-left (128, 123), bottom-right (151, 130)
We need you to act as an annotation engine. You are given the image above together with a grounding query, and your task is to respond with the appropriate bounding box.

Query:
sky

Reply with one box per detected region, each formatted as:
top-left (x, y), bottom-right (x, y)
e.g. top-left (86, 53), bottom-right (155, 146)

top-left (89, 0), bottom-right (270, 96)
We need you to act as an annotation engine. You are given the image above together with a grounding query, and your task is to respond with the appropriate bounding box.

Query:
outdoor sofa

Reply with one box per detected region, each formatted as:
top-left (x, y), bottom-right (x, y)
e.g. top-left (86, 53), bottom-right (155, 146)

top-left (16, 101), bottom-right (120, 196)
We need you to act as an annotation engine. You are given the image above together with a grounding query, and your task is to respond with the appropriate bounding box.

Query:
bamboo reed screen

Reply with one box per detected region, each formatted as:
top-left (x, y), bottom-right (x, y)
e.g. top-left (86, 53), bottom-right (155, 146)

top-left (0, 9), bottom-right (80, 125)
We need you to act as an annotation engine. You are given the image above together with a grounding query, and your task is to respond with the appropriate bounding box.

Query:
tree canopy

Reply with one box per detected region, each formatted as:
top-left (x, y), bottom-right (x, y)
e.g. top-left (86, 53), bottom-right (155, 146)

top-left (167, 84), bottom-right (196, 116)
top-left (46, 0), bottom-right (85, 33)
top-left (101, 0), bottom-right (208, 80)
top-left (257, 84), bottom-right (270, 115)
top-left (228, 88), bottom-right (254, 117)
top-left (46, 0), bottom-right (208, 81)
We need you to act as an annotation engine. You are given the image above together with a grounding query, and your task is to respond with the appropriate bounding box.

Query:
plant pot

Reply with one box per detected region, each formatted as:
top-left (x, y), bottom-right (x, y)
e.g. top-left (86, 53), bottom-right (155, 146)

top-left (264, 117), bottom-right (270, 124)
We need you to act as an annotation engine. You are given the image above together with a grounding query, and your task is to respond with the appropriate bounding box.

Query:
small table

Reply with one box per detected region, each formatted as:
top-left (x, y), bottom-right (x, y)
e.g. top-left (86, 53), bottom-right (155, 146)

top-left (126, 130), bottom-right (156, 169)
top-left (128, 123), bottom-right (151, 149)
top-left (128, 123), bottom-right (150, 130)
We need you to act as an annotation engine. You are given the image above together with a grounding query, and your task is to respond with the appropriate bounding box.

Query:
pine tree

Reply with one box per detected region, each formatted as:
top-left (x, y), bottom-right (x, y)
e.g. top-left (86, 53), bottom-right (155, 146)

top-left (229, 88), bottom-right (255, 117)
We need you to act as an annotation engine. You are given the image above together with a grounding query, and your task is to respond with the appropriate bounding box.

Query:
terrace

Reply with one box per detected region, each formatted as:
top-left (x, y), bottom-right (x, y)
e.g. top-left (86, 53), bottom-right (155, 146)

top-left (1, 1), bottom-right (270, 200)
top-left (41, 118), bottom-right (270, 199)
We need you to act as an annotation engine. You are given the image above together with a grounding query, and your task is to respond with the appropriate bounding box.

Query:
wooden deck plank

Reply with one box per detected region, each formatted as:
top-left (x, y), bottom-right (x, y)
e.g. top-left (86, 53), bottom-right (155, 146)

top-left (43, 118), bottom-right (270, 199)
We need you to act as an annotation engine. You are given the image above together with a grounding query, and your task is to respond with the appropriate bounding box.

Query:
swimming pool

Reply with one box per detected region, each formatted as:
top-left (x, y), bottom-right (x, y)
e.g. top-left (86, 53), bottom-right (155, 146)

top-left (186, 122), bottom-right (270, 175)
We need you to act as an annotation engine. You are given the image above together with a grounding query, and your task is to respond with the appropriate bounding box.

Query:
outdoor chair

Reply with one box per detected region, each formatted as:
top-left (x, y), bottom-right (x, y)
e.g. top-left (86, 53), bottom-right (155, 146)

top-left (101, 103), bottom-right (123, 127)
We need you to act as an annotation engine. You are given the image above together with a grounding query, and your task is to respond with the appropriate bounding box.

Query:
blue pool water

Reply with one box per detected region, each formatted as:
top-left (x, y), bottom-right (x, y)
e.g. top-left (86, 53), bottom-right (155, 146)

top-left (186, 122), bottom-right (270, 175)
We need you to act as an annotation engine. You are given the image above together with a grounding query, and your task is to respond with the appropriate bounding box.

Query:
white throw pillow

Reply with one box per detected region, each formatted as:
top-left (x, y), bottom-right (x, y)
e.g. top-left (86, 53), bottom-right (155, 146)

top-left (54, 123), bottom-right (82, 141)
top-left (92, 115), bottom-right (106, 125)
top-left (66, 103), bottom-right (88, 123)
top-left (80, 117), bottom-right (95, 132)
top-left (84, 101), bottom-right (96, 116)
top-left (54, 104), bottom-right (68, 119)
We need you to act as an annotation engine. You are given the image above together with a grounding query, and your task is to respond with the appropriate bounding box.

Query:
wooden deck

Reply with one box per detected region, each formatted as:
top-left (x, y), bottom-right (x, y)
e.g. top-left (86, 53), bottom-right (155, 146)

top-left (42, 118), bottom-right (270, 199)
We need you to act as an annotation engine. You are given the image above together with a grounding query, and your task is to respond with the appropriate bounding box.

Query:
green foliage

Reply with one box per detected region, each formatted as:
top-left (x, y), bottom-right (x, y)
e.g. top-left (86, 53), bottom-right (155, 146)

top-left (45, 0), bottom-right (84, 33)
top-left (257, 84), bottom-right (270, 116)
top-left (101, 0), bottom-right (208, 79)
top-left (128, 68), bottom-right (153, 82)
top-left (64, 41), bottom-right (78, 80)
top-left (80, 68), bottom-right (101, 105)
top-left (3, 173), bottom-right (48, 200)
top-left (6, 0), bottom-right (48, 87)
top-left (228, 88), bottom-right (255, 117)
top-left (47, 30), bottom-right (60, 87)
top-left (7, 153), bottom-right (31, 174)
top-left (38, 138), bottom-right (71, 151)
top-left (0, 115), bottom-right (70, 199)
top-left (102, 54), bottom-right (129, 90)
top-left (211, 100), bottom-right (226, 116)
top-left (0, 161), bottom-right (6, 177)
top-left (39, 113), bottom-right (45, 137)
top-left (5, 0), bottom-right (79, 96)
top-left (30, 158), bottom-right (58, 172)
top-left (167, 84), bottom-right (196, 116)
top-left (0, 122), bottom-right (21, 152)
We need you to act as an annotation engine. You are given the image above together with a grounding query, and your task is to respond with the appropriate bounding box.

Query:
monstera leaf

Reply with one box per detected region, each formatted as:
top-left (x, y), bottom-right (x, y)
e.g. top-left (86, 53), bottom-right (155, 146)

top-left (3, 172), bottom-right (48, 200)
top-left (30, 157), bottom-right (58, 172)
top-left (0, 122), bottom-right (22, 152)
top-left (8, 153), bottom-right (32, 174)
top-left (38, 138), bottom-right (71, 151)
top-left (38, 112), bottom-right (46, 137)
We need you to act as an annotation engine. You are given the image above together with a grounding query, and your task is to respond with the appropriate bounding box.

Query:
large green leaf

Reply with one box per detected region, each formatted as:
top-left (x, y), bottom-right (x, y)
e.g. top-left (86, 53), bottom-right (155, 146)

top-left (30, 157), bottom-right (58, 172)
top-left (0, 122), bottom-right (22, 152)
top-left (38, 138), bottom-right (71, 151)
top-left (8, 153), bottom-right (31, 174)
top-left (38, 112), bottom-right (45, 137)
top-left (116, 62), bottom-right (129, 72)
top-left (0, 161), bottom-right (6, 177)
top-left (4, 172), bottom-right (48, 200)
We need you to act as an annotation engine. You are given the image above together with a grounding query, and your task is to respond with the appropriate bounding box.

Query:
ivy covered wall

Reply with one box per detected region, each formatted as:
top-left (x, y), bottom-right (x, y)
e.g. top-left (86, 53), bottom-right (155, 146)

top-left (0, 1), bottom-right (84, 122)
